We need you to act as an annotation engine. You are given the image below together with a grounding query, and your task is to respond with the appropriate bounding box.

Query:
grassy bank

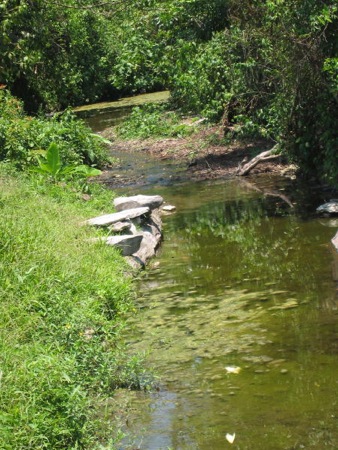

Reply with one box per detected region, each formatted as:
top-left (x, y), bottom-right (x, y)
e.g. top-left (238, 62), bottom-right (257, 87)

top-left (0, 165), bottom-right (142, 449)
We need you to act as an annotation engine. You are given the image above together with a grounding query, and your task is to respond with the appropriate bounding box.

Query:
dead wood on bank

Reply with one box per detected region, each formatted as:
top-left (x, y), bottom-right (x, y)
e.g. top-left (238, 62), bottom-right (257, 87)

top-left (237, 145), bottom-right (281, 176)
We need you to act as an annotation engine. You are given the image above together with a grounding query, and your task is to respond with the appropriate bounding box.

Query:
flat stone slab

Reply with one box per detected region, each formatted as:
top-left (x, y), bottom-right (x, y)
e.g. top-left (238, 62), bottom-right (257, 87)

top-left (316, 201), bottom-right (338, 215)
top-left (105, 234), bottom-right (143, 256)
top-left (86, 207), bottom-right (150, 226)
top-left (114, 195), bottom-right (163, 212)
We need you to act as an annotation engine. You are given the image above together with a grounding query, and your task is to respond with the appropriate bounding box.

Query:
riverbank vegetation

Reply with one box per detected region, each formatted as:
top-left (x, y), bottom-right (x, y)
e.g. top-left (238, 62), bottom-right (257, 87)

top-left (1, 0), bottom-right (337, 185)
top-left (0, 90), bottom-right (108, 169)
top-left (0, 93), bottom-right (143, 448)
top-left (0, 164), bottom-right (148, 449)
top-left (116, 104), bottom-right (198, 139)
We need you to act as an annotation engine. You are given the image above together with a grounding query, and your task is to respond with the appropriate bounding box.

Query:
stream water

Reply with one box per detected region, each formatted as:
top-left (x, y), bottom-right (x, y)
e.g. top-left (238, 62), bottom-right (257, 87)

top-left (117, 178), bottom-right (337, 450)
top-left (85, 95), bottom-right (337, 449)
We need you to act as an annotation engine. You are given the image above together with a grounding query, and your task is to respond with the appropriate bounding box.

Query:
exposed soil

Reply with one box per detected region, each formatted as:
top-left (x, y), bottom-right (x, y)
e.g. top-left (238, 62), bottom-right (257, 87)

top-left (101, 125), bottom-right (297, 185)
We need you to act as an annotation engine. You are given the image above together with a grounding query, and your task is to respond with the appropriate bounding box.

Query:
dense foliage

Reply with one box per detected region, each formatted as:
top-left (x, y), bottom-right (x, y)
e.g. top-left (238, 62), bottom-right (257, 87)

top-left (0, 89), bottom-right (108, 169)
top-left (1, 0), bottom-right (337, 184)
top-left (0, 0), bottom-right (118, 110)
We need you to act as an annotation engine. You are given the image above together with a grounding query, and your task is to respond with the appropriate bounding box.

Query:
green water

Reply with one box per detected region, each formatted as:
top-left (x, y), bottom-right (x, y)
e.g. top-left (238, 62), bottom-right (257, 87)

top-left (117, 177), bottom-right (337, 450)
top-left (73, 90), bottom-right (170, 131)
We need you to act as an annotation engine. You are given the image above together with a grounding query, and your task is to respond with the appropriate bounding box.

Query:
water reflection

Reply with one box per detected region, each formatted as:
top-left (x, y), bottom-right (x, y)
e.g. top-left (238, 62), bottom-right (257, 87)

top-left (73, 90), bottom-right (170, 132)
top-left (118, 178), bottom-right (337, 450)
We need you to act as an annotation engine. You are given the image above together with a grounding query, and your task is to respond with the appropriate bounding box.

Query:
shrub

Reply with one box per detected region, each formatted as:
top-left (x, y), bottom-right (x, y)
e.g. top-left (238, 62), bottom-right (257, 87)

top-left (0, 90), bottom-right (109, 169)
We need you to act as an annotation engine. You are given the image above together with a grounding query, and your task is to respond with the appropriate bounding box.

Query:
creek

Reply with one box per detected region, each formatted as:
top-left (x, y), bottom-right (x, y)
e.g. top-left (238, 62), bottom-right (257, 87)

top-left (84, 94), bottom-right (337, 450)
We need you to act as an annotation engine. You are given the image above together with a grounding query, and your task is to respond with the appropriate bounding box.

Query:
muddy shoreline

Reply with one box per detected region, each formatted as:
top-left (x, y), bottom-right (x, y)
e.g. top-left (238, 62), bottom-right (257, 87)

top-left (100, 125), bottom-right (297, 188)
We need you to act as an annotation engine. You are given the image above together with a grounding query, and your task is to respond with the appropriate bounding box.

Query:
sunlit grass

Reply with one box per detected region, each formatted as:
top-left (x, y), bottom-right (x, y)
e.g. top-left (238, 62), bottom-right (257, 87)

top-left (116, 104), bottom-right (198, 139)
top-left (0, 165), bottom-right (141, 449)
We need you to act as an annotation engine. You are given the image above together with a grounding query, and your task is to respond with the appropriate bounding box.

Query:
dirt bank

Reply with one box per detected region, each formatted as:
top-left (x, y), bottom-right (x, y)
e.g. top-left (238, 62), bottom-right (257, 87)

top-left (102, 125), bottom-right (297, 184)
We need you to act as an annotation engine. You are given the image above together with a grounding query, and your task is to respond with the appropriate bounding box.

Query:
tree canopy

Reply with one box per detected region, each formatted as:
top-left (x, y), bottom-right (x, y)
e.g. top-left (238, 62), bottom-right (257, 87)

top-left (1, 0), bottom-right (337, 184)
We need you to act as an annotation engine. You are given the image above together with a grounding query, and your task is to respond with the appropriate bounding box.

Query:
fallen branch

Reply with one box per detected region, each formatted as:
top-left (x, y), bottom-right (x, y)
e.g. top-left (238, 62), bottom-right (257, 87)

top-left (237, 144), bottom-right (280, 176)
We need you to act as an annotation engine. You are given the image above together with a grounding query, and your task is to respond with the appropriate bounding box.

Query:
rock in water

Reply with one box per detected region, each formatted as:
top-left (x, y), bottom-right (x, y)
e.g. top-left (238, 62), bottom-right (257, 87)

top-left (161, 204), bottom-right (176, 212)
top-left (85, 194), bottom-right (167, 268)
top-left (332, 231), bottom-right (338, 253)
top-left (316, 201), bottom-right (338, 216)
top-left (105, 234), bottom-right (143, 256)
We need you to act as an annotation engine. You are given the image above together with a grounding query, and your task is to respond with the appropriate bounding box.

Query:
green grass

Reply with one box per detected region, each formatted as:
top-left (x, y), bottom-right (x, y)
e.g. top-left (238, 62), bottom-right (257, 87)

top-left (116, 103), bottom-right (198, 139)
top-left (0, 165), bottom-right (143, 449)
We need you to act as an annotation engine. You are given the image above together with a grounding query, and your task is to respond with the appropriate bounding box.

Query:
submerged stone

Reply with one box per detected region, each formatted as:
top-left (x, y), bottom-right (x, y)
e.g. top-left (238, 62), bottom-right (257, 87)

top-left (319, 219), bottom-right (338, 228)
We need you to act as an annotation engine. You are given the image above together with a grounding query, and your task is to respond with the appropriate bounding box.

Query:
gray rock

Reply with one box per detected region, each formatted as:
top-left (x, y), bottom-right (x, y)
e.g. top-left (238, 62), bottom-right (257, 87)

top-left (105, 234), bottom-right (143, 256)
top-left (332, 231), bottom-right (338, 253)
top-left (126, 213), bottom-right (163, 268)
top-left (86, 207), bottom-right (150, 226)
top-left (86, 194), bottom-right (165, 269)
top-left (316, 201), bottom-right (338, 215)
top-left (108, 221), bottom-right (132, 233)
top-left (134, 232), bottom-right (158, 264)
top-left (114, 195), bottom-right (163, 212)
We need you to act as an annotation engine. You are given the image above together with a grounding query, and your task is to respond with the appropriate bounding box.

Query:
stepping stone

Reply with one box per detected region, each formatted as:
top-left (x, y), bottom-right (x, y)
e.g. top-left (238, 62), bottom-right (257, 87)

top-left (114, 195), bottom-right (163, 211)
top-left (86, 207), bottom-right (149, 226)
